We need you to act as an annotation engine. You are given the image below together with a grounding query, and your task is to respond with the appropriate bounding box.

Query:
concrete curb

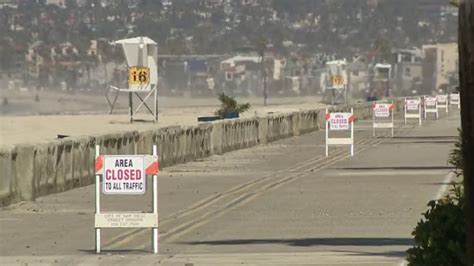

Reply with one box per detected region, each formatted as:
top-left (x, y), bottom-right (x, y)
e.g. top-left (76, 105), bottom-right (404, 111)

top-left (0, 101), bottom-right (395, 207)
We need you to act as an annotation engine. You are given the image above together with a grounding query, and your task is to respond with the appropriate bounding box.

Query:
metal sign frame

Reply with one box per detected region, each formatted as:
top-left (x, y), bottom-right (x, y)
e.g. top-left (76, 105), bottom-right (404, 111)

top-left (94, 145), bottom-right (159, 254)
top-left (450, 93), bottom-right (460, 109)
top-left (404, 97), bottom-right (422, 126)
top-left (423, 96), bottom-right (438, 120)
top-left (325, 108), bottom-right (354, 157)
top-left (372, 101), bottom-right (395, 137)
top-left (436, 94), bottom-right (449, 114)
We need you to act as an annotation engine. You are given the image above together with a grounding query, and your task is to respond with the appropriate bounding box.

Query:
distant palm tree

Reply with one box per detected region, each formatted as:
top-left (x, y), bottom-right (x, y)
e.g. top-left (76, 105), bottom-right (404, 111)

top-left (255, 37), bottom-right (269, 106)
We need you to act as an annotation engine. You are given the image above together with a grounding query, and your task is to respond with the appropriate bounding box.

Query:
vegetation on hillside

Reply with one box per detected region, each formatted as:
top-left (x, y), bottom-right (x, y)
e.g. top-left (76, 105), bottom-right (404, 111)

top-left (0, 0), bottom-right (457, 72)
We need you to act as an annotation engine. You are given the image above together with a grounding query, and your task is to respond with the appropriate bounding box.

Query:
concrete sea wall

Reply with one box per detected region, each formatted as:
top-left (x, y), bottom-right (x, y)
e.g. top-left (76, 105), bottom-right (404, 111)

top-left (0, 103), bottom-right (379, 207)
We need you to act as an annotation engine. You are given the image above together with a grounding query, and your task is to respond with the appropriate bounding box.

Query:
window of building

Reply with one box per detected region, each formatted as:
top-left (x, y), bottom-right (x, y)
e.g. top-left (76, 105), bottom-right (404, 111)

top-left (405, 67), bottom-right (411, 77)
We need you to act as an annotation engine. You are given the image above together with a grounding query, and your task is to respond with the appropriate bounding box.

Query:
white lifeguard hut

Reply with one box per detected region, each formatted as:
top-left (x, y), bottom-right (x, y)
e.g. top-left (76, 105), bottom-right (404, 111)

top-left (107, 37), bottom-right (159, 123)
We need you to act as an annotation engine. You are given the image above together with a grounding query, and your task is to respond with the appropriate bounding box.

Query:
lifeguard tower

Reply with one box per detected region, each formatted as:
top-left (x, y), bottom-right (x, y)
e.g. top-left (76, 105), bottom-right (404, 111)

top-left (107, 37), bottom-right (158, 123)
top-left (322, 60), bottom-right (348, 105)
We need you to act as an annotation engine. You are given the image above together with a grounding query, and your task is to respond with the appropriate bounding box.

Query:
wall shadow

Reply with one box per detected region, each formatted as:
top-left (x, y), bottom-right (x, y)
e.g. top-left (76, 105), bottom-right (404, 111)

top-left (182, 237), bottom-right (414, 247)
top-left (333, 166), bottom-right (454, 171)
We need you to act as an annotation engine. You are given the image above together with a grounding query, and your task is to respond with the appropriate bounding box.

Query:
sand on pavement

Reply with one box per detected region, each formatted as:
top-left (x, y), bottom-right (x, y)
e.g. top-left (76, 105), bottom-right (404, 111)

top-left (0, 94), bottom-right (326, 146)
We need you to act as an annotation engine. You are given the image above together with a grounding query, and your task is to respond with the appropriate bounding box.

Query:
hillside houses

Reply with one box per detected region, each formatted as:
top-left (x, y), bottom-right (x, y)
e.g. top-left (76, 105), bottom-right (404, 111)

top-left (0, 0), bottom-right (459, 98)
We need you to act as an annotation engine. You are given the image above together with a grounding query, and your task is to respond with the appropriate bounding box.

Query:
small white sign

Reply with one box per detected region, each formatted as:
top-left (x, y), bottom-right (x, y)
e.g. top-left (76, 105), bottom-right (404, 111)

top-left (374, 104), bottom-right (391, 118)
top-left (329, 113), bottom-right (351, 131)
top-left (103, 155), bottom-right (146, 195)
top-left (437, 95), bottom-right (448, 103)
top-left (425, 97), bottom-right (437, 107)
top-left (406, 100), bottom-right (419, 111)
top-left (450, 93), bottom-right (460, 101)
top-left (95, 213), bottom-right (158, 228)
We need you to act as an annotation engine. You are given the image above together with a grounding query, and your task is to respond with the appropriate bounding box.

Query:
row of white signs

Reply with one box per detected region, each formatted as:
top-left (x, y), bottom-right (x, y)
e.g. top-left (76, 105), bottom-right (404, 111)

top-left (327, 103), bottom-right (392, 131)
top-left (422, 94), bottom-right (459, 107)
top-left (328, 94), bottom-right (459, 130)
top-left (405, 94), bottom-right (460, 111)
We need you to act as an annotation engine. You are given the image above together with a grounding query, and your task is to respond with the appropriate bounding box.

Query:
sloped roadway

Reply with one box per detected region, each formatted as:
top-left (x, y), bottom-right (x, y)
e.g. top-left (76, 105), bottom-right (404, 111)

top-left (0, 110), bottom-right (460, 265)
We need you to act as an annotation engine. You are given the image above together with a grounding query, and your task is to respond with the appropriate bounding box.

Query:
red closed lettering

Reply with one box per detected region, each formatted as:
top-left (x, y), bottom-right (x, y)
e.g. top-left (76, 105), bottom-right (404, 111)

top-left (136, 170), bottom-right (142, 180)
top-left (117, 170), bottom-right (123, 180)
top-left (105, 169), bottom-right (142, 180)
top-left (124, 170), bottom-right (129, 180)
top-left (105, 169), bottom-right (112, 180)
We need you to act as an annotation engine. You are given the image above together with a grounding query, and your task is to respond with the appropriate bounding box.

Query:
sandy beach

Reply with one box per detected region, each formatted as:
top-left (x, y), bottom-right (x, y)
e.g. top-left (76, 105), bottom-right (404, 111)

top-left (0, 91), bottom-right (326, 145)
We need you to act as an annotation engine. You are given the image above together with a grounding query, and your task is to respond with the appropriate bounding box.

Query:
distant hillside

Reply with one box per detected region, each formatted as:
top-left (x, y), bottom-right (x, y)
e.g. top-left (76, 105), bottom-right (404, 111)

top-left (0, 0), bottom-right (457, 73)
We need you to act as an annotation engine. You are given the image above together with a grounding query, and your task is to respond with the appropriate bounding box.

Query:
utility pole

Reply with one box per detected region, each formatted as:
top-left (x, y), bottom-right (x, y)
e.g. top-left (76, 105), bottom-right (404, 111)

top-left (263, 58), bottom-right (267, 106)
top-left (257, 37), bottom-right (268, 106)
top-left (458, 0), bottom-right (474, 264)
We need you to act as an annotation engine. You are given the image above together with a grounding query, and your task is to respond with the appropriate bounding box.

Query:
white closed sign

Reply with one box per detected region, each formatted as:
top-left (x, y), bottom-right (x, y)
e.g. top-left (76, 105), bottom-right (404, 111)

top-left (437, 95), bottom-right (447, 103)
top-left (425, 97), bottom-right (437, 107)
top-left (329, 113), bottom-right (352, 130)
top-left (103, 156), bottom-right (146, 195)
top-left (374, 104), bottom-right (391, 118)
top-left (406, 100), bottom-right (419, 111)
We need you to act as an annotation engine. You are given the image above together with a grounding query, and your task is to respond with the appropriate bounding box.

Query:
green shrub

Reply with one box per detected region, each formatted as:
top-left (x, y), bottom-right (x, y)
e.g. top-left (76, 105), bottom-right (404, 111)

top-left (406, 186), bottom-right (465, 266)
top-left (215, 93), bottom-right (250, 117)
top-left (406, 128), bottom-right (466, 266)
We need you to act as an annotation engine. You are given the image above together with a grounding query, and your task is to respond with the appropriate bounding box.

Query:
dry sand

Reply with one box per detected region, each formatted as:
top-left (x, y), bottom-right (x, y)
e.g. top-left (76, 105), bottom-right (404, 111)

top-left (0, 91), bottom-right (326, 146)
